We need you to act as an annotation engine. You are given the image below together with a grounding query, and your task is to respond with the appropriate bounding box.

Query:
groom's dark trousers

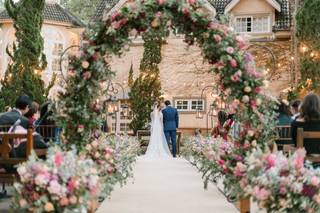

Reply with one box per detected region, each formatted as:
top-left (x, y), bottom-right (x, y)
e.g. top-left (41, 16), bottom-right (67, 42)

top-left (162, 106), bottom-right (179, 157)
top-left (164, 130), bottom-right (177, 157)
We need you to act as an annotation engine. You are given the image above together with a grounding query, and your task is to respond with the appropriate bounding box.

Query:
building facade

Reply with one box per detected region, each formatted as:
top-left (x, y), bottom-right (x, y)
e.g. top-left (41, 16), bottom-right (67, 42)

top-left (95, 0), bottom-right (293, 135)
top-left (0, 0), bottom-right (85, 91)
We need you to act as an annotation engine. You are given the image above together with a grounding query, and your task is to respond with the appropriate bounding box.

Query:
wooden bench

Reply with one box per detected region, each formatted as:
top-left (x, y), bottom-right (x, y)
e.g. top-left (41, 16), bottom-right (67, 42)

top-left (297, 128), bottom-right (320, 163)
top-left (0, 129), bottom-right (33, 196)
top-left (137, 130), bottom-right (182, 155)
top-left (0, 124), bottom-right (59, 144)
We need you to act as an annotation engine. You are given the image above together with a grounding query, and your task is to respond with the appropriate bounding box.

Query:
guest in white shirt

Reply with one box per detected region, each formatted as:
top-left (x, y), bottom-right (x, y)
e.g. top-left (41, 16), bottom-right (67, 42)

top-left (290, 100), bottom-right (301, 121)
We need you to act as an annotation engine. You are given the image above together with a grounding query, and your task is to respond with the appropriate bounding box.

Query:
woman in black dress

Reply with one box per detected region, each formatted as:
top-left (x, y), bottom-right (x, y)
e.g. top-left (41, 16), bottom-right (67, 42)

top-left (291, 93), bottom-right (320, 154)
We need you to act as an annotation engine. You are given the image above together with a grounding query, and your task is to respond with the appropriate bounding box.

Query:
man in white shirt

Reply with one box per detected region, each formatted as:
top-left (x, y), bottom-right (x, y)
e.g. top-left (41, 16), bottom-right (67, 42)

top-left (290, 100), bottom-right (301, 121)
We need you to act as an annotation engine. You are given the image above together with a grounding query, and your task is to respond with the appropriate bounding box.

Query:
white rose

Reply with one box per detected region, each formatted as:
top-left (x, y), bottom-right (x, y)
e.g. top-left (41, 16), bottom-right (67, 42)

top-left (247, 130), bottom-right (255, 137)
top-left (91, 140), bottom-right (99, 148)
top-left (94, 152), bottom-right (101, 159)
top-left (251, 140), bottom-right (257, 147)
top-left (256, 98), bottom-right (262, 106)
top-left (81, 61), bottom-right (90, 69)
top-left (242, 95), bottom-right (250, 103)
top-left (86, 144), bottom-right (92, 151)
top-left (244, 86), bottom-right (252, 93)
top-left (17, 166), bottom-right (27, 176)
top-left (263, 80), bottom-right (269, 88)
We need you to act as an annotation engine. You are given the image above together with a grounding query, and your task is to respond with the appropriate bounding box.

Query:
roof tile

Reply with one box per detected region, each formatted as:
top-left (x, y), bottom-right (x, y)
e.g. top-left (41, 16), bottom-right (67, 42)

top-left (0, 3), bottom-right (85, 27)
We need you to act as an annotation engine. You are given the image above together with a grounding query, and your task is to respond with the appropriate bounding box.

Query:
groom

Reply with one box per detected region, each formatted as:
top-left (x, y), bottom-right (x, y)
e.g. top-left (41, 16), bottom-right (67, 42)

top-left (162, 100), bottom-right (179, 157)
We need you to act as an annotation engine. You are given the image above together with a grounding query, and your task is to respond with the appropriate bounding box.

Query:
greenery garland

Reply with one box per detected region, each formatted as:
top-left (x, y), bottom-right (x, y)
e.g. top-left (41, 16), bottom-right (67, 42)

top-left (54, 0), bottom-right (277, 198)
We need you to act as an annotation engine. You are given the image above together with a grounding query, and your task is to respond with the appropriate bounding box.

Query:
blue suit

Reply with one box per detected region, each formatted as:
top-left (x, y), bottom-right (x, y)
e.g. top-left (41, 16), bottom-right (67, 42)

top-left (162, 106), bottom-right (179, 157)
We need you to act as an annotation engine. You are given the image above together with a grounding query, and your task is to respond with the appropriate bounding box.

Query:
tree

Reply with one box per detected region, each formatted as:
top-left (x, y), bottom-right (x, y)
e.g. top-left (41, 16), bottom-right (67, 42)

top-left (129, 32), bottom-right (162, 134)
top-left (296, 0), bottom-right (320, 92)
top-left (0, 0), bottom-right (47, 110)
top-left (60, 0), bottom-right (101, 23)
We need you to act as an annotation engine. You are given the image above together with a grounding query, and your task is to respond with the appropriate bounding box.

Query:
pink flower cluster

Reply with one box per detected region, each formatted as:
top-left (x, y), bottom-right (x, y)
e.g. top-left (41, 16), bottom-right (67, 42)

top-left (13, 147), bottom-right (101, 212)
top-left (245, 149), bottom-right (320, 212)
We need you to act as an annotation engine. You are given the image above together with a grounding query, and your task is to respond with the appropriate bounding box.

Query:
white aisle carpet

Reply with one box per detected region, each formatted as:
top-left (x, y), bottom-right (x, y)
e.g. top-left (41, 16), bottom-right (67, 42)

top-left (97, 157), bottom-right (237, 213)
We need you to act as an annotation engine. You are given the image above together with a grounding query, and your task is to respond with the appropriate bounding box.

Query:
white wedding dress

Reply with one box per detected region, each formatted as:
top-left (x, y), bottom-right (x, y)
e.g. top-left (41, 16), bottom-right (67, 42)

top-left (144, 107), bottom-right (172, 159)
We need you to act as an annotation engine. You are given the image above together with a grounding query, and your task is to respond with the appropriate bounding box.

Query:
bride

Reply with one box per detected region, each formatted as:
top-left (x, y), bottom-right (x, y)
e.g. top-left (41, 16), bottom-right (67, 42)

top-left (144, 102), bottom-right (172, 159)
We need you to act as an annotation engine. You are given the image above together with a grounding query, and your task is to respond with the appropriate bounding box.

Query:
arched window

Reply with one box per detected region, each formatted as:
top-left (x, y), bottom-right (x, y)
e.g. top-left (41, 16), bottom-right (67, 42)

top-left (42, 26), bottom-right (65, 81)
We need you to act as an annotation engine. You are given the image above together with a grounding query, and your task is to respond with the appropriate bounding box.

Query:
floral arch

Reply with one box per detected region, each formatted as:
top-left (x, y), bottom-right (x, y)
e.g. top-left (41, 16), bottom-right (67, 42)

top-left (54, 0), bottom-right (277, 199)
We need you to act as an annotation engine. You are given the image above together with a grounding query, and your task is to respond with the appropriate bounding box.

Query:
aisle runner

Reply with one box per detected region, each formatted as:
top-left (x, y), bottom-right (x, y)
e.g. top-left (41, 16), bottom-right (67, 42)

top-left (97, 158), bottom-right (237, 213)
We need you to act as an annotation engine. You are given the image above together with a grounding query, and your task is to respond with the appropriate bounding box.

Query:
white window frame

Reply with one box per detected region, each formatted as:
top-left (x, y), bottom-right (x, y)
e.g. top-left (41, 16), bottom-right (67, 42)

top-left (174, 98), bottom-right (205, 112)
top-left (234, 15), bottom-right (270, 34)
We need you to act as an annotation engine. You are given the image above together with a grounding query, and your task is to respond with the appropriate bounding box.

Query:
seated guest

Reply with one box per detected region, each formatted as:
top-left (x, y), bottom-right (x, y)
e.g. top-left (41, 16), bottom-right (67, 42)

top-left (291, 93), bottom-right (320, 154)
top-left (24, 101), bottom-right (40, 127)
top-left (37, 102), bottom-right (61, 144)
top-left (211, 111), bottom-right (229, 140)
top-left (0, 96), bottom-right (47, 172)
top-left (0, 95), bottom-right (31, 129)
top-left (277, 100), bottom-right (292, 125)
top-left (276, 100), bottom-right (293, 149)
top-left (290, 99), bottom-right (301, 120)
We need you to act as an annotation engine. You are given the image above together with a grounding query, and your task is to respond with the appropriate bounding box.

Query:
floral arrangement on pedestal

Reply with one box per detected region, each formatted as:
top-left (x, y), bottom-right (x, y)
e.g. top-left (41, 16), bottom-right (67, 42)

top-left (244, 149), bottom-right (320, 213)
top-left (12, 146), bottom-right (102, 212)
top-left (84, 134), bottom-right (140, 196)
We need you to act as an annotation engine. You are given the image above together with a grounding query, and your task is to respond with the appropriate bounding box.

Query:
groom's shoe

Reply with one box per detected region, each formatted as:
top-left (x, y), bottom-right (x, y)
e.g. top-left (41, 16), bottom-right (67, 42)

top-left (173, 155), bottom-right (177, 158)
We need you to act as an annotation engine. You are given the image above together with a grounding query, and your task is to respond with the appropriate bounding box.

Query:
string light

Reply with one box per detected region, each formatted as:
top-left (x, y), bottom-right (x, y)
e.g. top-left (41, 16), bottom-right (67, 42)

top-left (277, 63), bottom-right (281, 68)
top-left (291, 56), bottom-right (294, 60)
top-left (310, 52), bottom-right (315, 57)
top-left (301, 46), bottom-right (308, 53)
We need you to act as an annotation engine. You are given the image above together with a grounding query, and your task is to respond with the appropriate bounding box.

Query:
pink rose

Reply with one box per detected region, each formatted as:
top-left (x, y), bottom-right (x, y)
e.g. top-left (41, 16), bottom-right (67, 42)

top-left (279, 186), bottom-right (287, 194)
top-left (112, 21), bottom-right (121, 29)
top-left (83, 71), bottom-right (92, 80)
top-left (266, 154), bottom-right (276, 168)
top-left (182, 7), bottom-right (189, 16)
top-left (188, 0), bottom-right (196, 5)
top-left (250, 100), bottom-right (257, 109)
top-left (226, 47), bottom-right (234, 54)
top-left (157, 0), bottom-right (165, 5)
top-left (229, 59), bottom-right (237, 68)
top-left (156, 12), bottom-right (162, 18)
top-left (294, 149), bottom-right (306, 170)
top-left (48, 180), bottom-right (61, 195)
top-left (255, 87), bottom-right (262, 94)
top-left (231, 74), bottom-right (240, 82)
top-left (107, 166), bottom-right (115, 174)
top-left (111, 11), bottom-right (120, 21)
top-left (213, 34), bottom-right (222, 43)
top-left (311, 176), bottom-right (320, 186)
top-left (54, 152), bottom-right (63, 167)
top-left (67, 178), bottom-right (79, 193)
top-left (236, 35), bottom-right (246, 49)
top-left (218, 159), bottom-right (225, 166)
top-left (214, 61), bottom-right (225, 70)
top-left (253, 186), bottom-right (270, 201)
top-left (59, 197), bottom-right (69, 206)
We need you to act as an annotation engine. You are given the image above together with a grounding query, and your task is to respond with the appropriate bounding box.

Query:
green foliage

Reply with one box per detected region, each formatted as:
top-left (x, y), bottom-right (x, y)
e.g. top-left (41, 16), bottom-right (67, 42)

top-left (0, 0), bottom-right (47, 110)
top-left (296, 0), bottom-right (320, 91)
top-left (60, 0), bottom-right (100, 23)
top-left (296, 0), bottom-right (320, 50)
top-left (129, 32), bottom-right (162, 134)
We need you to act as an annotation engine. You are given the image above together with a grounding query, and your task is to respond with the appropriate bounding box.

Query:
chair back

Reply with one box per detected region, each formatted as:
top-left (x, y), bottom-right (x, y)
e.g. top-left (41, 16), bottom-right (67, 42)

top-left (276, 125), bottom-right (292, 142)
top-left (297, 128), bottom-right (320, 163)
top-left (0, 129), bottom-right (33, 165)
